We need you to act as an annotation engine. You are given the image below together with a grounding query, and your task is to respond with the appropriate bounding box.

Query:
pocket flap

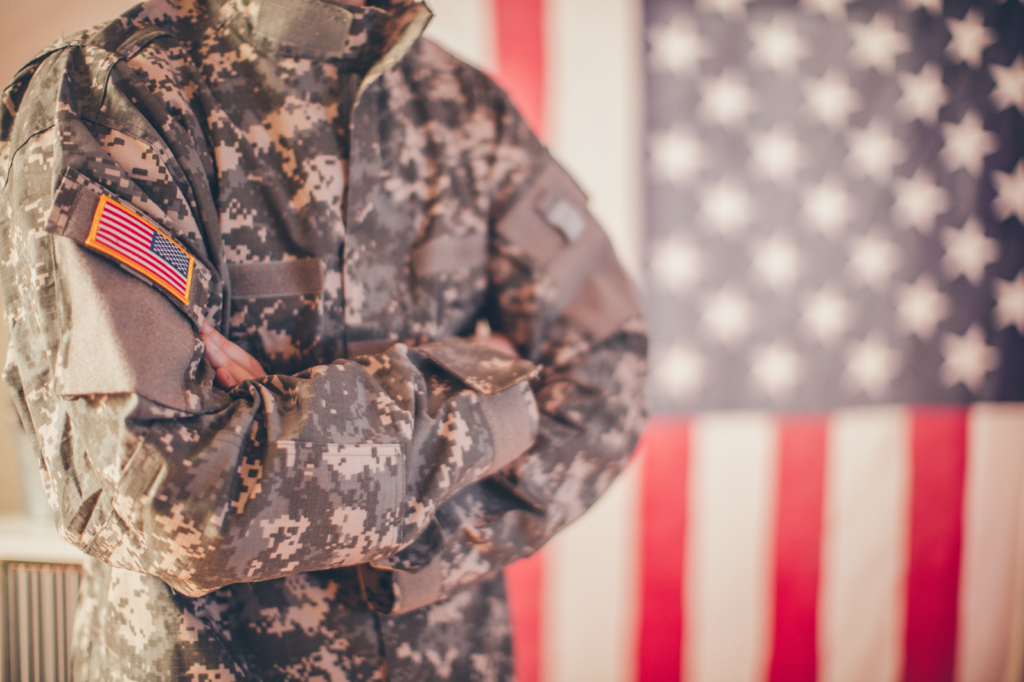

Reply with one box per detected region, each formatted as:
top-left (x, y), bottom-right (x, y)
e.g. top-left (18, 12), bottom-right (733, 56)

top-left (416, 337), bottom-right (539, 396)
top-left (43, 168), bottom-right (212, 327)
top-left (228, 258), bottom-right (325, 299)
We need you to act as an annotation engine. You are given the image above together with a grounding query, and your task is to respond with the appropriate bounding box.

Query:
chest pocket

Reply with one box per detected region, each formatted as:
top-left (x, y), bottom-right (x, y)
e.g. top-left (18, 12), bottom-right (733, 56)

top-left (227, 258), bottom-right (327, 374)
top-left (406, 231), bottom-right (489, 339)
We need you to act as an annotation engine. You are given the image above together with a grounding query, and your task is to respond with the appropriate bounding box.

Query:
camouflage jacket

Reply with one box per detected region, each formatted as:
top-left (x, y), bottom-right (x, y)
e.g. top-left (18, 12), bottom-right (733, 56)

top-left (0, 0), bottom-right (647, 679)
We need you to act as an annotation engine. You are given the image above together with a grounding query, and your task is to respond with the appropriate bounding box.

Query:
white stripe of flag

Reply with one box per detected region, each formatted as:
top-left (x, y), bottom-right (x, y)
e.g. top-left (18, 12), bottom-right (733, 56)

top-left (94, 201), bottom-right (189, 297)
top-left (523, 404), bottom-right (1024, 682)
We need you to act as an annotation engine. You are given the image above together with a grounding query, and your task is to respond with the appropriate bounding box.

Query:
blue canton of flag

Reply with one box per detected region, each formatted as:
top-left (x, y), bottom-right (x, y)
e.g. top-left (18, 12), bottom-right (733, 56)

top-left (644, 0), bottom-right (1024, 412)
top-left (150, 230), bottom-right (191, 279)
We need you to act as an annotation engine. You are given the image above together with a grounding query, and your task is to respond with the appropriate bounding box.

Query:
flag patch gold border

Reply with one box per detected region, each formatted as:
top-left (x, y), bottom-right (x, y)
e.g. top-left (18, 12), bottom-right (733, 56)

top-left (84, 196), bottom-right (194, 305)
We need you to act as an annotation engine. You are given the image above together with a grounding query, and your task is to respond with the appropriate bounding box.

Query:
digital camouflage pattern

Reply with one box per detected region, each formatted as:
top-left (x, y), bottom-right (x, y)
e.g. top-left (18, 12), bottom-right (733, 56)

top-left (0, 0), bottom-right (647, 678)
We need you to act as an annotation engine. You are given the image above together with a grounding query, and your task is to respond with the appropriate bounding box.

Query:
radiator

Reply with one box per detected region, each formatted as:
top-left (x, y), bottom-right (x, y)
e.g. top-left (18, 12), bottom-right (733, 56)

top-left (1, 562), bottom-right (81, 682)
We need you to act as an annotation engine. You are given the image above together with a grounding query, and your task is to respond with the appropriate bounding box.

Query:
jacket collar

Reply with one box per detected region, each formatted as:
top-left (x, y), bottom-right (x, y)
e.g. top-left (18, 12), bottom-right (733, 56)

top-left (214, 0), bottom-right (431, 66)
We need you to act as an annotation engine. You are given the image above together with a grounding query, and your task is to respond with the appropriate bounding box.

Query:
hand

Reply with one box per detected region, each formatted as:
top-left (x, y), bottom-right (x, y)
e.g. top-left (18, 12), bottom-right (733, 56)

top-left (471, 319), bottom-right (520, 358)
top-left (200, 320), bottom-right (267, 389)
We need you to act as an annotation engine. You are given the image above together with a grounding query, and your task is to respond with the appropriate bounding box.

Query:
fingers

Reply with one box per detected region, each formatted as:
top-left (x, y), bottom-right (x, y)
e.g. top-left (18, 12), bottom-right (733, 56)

top-left (201, 320), bottom-right (267, 389)
top-left (475, 331), bottom-right (519, 358)
top-left (214, 366), bottom-right (237, 390)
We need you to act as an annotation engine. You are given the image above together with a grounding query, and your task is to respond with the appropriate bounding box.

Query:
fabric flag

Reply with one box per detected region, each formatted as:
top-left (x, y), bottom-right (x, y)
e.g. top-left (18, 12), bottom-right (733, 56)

top-left (641, 0), bottom-right (1024, 681)
top-left (427, 0), bottom-right (1024, 681)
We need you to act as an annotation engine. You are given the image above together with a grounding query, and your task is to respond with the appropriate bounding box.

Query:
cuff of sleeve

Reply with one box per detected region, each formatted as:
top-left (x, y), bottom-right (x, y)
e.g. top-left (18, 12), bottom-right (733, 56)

top-left (358, 559), bottom-right (445, 616)
top-left (478, 381), bottom-right (539, 475)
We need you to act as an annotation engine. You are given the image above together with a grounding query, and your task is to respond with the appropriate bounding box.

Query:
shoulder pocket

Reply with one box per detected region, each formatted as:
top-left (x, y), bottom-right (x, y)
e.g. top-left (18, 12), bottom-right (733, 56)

top-left (46, 168), bottom-right (214, 411)
top-left (495, 155), bottom-right (642, 342)
top-left (43, 168), bottom-right (212, 327)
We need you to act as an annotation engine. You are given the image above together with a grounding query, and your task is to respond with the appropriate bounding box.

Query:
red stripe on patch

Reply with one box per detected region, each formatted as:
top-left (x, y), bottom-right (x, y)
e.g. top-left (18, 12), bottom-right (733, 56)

top-left (85, 196), bottom-right (192, 304)
top-left (769, 416), bottom-right (827, 682)
top-left (904, 407), bottom-right (966, 682)
top-left (638, 418), bottom-right (689, 682)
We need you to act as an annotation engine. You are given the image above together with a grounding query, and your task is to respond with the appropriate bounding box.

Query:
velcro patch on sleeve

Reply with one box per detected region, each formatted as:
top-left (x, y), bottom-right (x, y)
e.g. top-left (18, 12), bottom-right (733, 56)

top-left (85, 195), bottom-right (195, 305)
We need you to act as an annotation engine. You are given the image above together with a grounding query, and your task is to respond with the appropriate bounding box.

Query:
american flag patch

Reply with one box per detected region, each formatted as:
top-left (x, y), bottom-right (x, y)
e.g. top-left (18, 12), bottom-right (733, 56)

top-left (85, 196), bottom-right (194, 304)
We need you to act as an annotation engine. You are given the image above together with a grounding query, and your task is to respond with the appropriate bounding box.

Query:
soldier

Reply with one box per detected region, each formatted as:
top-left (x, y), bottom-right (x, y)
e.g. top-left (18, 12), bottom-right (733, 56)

top-left (0, 0), bottom-right (647, 679)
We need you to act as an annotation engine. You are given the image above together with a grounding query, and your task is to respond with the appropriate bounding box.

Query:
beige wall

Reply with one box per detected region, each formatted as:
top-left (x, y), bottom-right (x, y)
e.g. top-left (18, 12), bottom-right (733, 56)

top-left (0, 0), bottom-right (138, 85)
top-left (0, 0), bottom-right (137, 514)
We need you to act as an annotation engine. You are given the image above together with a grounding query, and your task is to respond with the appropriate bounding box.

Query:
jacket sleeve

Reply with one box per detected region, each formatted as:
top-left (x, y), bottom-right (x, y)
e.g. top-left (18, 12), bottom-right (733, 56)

top-left (0, 46), bottom-right (540, 597)
top-left (360, 114), bottom-right (648, 613)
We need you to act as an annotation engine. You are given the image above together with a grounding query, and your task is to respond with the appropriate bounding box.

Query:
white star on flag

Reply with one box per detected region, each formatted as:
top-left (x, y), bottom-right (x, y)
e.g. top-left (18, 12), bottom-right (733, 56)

top-left (750, 340), bottom-right (802, 400)
top-left (698, 69), bottom-right (755, 128)
top-left (651, 125), bottom-right (704, 184)
top-left (749, 16), bottom-right (809, 74)
top-left (700, 178), bottom-right (752, 235)
top-left (940, 110), bottom-right (997, 176)
top-left (801, 176), bottom-right (853, 237)
top-left (897, 275), bottom-right (951, 340)
top-left (653, 236), bottom-right (704, 293)
top-left (656, 342), bottom-right (708, 399)
top-left (946, 9), bottom-right (996, 69)
top-left (848, 13), bottom-right (911, 73)
top-left (847, 119), bottom-right (905, 183)
top-left (641, 0), bottom-right (1023, 415)
top-left (848, 231), bottom-right (901, 292)
top-left (990, 55), bottom-right (1024, 113)
top-left (752, 234), bottom-right (801, 292)
top-left (900, 0), bottom-right (941, 15)
top-left (749, 125), bottom-right (805, 184)
top-left (649, 16), bottom-right (709, 75)
top-left (844, 332), bottom-right (900, 397)
top-left (802, 69), bottom-right (862, 129)
top-left (892, 169), bottom-right (950, 234)
top-left (941, 218), bottom-right (1000, 286)
top-left (940, 324), bottom-right (1000, 392)
top-left (801, 286), bottom-right (852, 345)
top-left (896, 62), bottom-right (948, 123)
top-left (994, 273), bottom-right (1024, 333)
top-left (697, 0), bottom-right (751, 18)
top-left (993, 161), bottom-right (1024, 223)
top-left (799, 0), bottom-right (849, 19)
top-left (702, 286), bottom-right (754, 346)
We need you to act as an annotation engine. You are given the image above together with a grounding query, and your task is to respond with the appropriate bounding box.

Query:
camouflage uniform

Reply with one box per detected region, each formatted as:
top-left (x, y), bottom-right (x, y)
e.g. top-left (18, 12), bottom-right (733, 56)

top-left (0, 0), bottom-right (647, 679)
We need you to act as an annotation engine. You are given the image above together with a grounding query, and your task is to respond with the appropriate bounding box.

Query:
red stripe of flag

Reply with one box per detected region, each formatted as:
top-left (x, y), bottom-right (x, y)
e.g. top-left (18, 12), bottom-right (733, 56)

top-left (903, 407), bottom-right (966, 682)
top-left (96, 211), bottom-right (187, 291)
top-left (495, 2), bottom-right (547, 680)
top-left (769, 416), bottom-right (827, 682)
top-left (494, 0), bottom-right (546, 140)
top-left (638, 418), bottom-right (689, 682)
top-left (506, 552), bottom-right (545, 682)
top-left (94, 226), bottom-right (187, 293)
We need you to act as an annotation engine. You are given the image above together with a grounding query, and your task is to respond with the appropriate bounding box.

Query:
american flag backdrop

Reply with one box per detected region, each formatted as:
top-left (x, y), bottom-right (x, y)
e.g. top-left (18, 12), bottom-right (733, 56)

top-left (423, 1), bottom-right (1024, 681)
